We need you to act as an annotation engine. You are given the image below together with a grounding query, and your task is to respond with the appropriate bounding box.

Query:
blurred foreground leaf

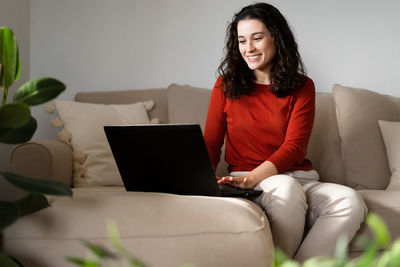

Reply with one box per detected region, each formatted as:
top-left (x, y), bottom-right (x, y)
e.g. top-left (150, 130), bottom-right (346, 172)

top-left (0, 251), bottom-right (20, 267)
top-left (366, 213), bottom-right (390, 246)
top-left (107, 220), bottom-right (147, 267)
top-left (81, 239), bottom-right (117, 259)
top-left (13, 193), bottom-right (50, 217)
top-left (0, 201), bottom-right (18, 229)
top-left (1, 172), bottom-right (72, 196)
top-left (65, 257), bottom-right (100, 267)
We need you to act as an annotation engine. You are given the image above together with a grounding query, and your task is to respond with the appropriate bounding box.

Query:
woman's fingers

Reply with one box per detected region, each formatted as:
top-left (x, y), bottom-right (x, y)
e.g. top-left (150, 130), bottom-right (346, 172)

top-left (217, 176), bottom-right (253, 189)
top-left (217, 176), bottom-right (228, 184)
top-left (217, 176), bottom-right (232, 184)
top-left (218, 176), bottom-right (245, 185)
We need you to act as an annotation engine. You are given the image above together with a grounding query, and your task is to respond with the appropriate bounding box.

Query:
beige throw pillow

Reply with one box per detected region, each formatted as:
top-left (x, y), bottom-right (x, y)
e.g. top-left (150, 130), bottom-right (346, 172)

top-left (54, 100), bottom-right (152, 187)
top-left (333, 84), bottom-right (400, 189)
top-left (378, 120), bottom-right (400, 190)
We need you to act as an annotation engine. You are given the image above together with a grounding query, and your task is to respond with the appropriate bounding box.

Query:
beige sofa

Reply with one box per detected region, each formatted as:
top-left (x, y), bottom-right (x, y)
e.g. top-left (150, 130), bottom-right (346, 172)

top-left (4, 83), bottom-right (400, 266)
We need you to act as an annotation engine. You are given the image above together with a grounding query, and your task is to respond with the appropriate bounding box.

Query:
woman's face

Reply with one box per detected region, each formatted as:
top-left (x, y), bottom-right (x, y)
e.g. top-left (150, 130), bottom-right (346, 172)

top-left (237, 19), bottom-right (276, 76)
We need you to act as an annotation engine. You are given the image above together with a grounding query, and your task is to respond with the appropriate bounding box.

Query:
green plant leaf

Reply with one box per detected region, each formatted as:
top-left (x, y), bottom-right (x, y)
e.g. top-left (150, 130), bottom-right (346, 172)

top-left (13, 77), bottom-right (65, 106)
top-left (0, 102), bottom-right (30, 128)
top-left (280, 261), bottom-right (301, 267)
top-left (65, 257), bottom-right (100, 267)
top-left (354, 235), bottom-right (371, 251)
top-left (81, 239), bottom-right (117, 259)
top-left (366, 213), bottom-right (390, 246)
top-left (0, 251), bottom-right (21, 267)
top-left (13, 193), bottom-right (50, 217)
top-left (0, 115), bottom-right (37, 144)
top-left (1, 172), bottom-right (72, 196)
top-left (388, 239), bottom-right (400, 267)
top-left (107, 220), bottom-right (147, 267)
top-left (302, 257), bottom-right (334, 267)
top-left (334, 235), bottom-right (348, 266)
top-left (14, 51), bottom-right (20, 82)
top-left (354, 213), bottom-right (391, 267)
top-left (274, 248), bottom-right (290, 267)
top-left (108, 220), bottom-right (123, 252)
top-left (0, 201), bottom-right (18, 230)
top-left (376, 250), bottom-right (391, 267)
top-left (0, 27), bottom-right (19, 89)
top-left (356, 243), bottom-right (380, 267)
top-left (343, 261), bottom-right (357, 267)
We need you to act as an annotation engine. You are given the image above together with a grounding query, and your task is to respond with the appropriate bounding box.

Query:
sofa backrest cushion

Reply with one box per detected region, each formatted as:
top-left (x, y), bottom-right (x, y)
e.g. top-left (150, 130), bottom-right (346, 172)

top-left (378, 120), bottom-right (400, 190)
top-left (333, 84), bottom-right (400, 190)
top-left (166, 84), bottom-right (230, 177)
top-left (167, 84), bottom-right (212, 131)
top-left (307, 93), bottom-right (345, 184)
top-left (75, 88), bottom-right (169, 124)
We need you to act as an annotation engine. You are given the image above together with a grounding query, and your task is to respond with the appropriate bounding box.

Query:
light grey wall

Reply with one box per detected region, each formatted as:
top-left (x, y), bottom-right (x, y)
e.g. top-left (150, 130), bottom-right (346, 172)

top-left (30, 0), bottom-right (400, 95)
top-left (0, 0), bottom-right (30, 200)
top-left (28, 0), bottom-right (400, 139)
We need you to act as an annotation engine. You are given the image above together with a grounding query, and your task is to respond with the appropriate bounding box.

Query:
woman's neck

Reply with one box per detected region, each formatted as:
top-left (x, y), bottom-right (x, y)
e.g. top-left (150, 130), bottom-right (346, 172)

top-left (254, 69), bottom-right (271, 85)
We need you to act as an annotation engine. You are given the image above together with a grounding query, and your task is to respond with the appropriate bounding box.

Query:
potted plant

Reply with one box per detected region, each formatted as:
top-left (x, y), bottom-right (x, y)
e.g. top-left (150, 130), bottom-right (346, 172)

top-left (0, 26), bottom-right (73, 266)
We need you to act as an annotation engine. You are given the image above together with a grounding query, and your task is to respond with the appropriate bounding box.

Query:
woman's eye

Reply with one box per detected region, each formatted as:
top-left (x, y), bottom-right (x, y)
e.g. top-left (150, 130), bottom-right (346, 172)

top-left (254, 37), bottom-right (262, 41)
top-left (238, 40), bottom-right (246, 44)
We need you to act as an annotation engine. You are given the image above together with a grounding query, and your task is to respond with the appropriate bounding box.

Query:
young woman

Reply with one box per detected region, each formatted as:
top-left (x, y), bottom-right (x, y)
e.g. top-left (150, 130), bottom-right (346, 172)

top-left (204, 2), bottom-right (367, 261)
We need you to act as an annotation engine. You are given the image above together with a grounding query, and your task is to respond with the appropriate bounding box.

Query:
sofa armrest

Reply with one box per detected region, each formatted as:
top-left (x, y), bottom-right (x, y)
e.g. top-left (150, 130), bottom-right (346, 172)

top-left (9, 140), bottom-right (73, 187)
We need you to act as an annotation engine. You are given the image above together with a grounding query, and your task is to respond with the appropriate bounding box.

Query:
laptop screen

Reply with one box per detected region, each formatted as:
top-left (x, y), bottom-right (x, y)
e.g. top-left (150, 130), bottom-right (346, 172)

top-left (104, 124), bottom-right (222, 196)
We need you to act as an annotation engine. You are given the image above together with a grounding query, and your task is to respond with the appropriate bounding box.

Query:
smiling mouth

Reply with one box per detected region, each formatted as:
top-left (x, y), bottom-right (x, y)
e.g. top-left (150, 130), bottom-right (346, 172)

top-left (247, 55), bottom-right (261, 62)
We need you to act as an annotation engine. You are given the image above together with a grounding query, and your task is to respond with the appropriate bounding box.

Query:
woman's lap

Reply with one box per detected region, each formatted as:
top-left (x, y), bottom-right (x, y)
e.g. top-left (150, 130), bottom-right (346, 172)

top-left (231, 170), bottom-right (367, 260)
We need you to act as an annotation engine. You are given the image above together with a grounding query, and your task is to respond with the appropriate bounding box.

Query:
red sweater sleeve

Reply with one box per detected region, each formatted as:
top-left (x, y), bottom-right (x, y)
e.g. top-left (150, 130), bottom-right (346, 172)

top-left (204, 77), bottom-right (226, 170)
top-left (267, 78), bottom-right (315, 173)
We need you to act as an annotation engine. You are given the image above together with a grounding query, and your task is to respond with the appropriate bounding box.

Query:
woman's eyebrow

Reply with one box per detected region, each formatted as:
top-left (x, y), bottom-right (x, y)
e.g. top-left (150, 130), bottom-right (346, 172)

top-left (238, 32), bottom-right (265, 38)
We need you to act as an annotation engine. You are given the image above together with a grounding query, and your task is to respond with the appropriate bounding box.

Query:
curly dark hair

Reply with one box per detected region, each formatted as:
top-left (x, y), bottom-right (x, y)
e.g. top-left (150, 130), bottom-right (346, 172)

top-left (218, 2), bottom-right (306, 99)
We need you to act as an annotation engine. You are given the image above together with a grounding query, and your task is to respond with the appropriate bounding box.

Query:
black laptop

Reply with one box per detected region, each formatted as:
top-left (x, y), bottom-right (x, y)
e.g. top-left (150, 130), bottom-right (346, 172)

top-left (104, 124), bottom-right (262, 198)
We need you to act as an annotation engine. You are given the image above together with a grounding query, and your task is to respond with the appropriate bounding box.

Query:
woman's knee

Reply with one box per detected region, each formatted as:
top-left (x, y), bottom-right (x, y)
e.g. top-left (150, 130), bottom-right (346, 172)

top-left (343, 189), bottom-right (368, 221)
top-left (255, 175), bottom-right (307, 214)
top-left (318, 185), bottom-right (368, 221)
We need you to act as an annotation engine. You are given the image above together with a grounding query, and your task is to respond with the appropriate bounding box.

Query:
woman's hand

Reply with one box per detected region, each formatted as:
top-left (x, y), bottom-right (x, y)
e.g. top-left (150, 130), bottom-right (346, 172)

top-left (216, 161), bottom-right (277, 189)
top-left (217, 175), bottom-right (257, 189)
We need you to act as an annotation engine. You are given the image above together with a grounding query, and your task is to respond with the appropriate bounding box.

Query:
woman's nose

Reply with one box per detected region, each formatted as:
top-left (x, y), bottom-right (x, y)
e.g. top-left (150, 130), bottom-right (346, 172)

top-left (246, 41), bottom-right (255, 51)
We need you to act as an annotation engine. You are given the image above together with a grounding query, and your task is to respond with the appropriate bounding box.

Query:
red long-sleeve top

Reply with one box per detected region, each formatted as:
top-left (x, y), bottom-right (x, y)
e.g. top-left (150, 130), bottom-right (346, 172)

top-left (204, 76), bottom-right (315, 174)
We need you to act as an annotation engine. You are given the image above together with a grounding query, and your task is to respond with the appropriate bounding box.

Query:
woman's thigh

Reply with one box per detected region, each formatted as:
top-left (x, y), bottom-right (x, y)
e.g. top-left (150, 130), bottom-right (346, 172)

top-left (252, 174), bottom-right (308, 257)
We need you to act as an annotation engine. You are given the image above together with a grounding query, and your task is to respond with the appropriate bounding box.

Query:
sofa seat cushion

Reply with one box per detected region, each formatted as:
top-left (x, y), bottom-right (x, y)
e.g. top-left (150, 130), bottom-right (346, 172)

top-left (4, 187), bottom-right (273, 267)
top-left (349, 190), bottom-right (400, 252)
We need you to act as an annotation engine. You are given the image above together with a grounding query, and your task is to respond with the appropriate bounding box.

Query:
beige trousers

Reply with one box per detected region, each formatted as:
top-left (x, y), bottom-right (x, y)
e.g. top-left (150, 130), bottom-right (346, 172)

top-left (230, 170), bottom-right (368, 262)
